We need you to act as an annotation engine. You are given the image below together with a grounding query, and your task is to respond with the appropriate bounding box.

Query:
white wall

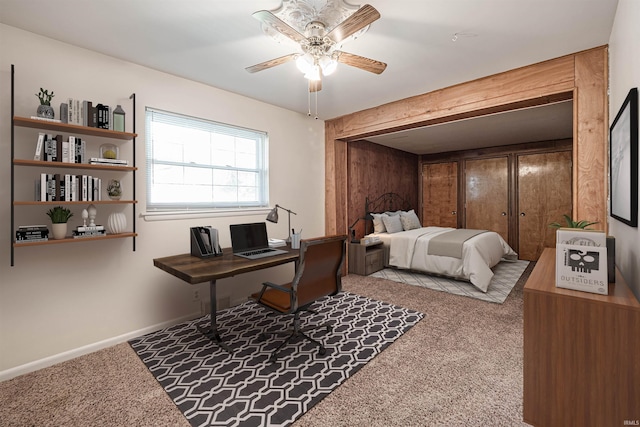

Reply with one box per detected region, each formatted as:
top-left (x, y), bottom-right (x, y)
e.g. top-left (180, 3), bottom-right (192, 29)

top-left (0, 25), bottom-right (326, 377)
top-left (608, 0), bottom-right (640, 299)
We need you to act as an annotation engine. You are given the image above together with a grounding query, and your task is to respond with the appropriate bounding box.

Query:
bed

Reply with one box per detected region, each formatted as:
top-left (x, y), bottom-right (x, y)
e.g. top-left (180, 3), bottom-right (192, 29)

top-left (363, 193), bottom-right (518, 293)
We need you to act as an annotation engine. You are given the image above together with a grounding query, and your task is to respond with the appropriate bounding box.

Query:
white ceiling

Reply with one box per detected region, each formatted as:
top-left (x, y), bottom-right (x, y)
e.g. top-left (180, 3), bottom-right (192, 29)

top-left (0, 0), bottom-right (617, 153)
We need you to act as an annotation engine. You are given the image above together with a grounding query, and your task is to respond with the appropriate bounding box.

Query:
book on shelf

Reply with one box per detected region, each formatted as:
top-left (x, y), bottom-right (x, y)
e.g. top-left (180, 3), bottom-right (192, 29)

top-left (54, 173), bottom-right (64, 201)
top-left (29, 116), bottom-right (62, 123)
top-left (18, 225), bottom-right (48, 231)
top-left (16, 231), bottom-right (49, 239)
top-left (82, 100), bottom-right (92, 127)
top-left (76, 225), bottom-right (105, 232)
top-left (89, 157), bottom-right (129, 166)
top-left (60, 103), bottom-right (68, 124)
top-left (34, 132), bottom-right (45, 161)
top-left (54, 134), bottom-right (63, 162)
top-left (61, 140), bottom-right (69, 163)
top-left (43, 134), bottom-right (52, 161)
top-left (15, 236), bottom-right (49, 243)
top-left (96, 104), bottom-right (110, 129)
top-left (67, 98), bottom-right (82, 125)
top-left (75, 138), bottom-right (86, 163)
top-left (72, 229), bottom-right (106, 238)
top-left (92, 177), bottom-right (101, 201)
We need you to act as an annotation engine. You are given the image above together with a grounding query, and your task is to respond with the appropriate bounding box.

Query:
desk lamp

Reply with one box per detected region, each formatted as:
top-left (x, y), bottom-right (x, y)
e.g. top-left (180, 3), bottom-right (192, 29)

top-left (266, 204), bottom-right (297, 241)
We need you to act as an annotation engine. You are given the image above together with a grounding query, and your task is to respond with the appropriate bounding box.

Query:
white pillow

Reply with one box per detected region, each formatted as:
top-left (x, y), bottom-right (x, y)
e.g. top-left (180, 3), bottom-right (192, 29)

top-left (371, 213), bottom-right (388, 233)
top-left (385, 210), bottom-right (401, 216)
top-left (400, 209), bottom-right (421, 231)
top-left (382, 214), bottom-right (404, 233)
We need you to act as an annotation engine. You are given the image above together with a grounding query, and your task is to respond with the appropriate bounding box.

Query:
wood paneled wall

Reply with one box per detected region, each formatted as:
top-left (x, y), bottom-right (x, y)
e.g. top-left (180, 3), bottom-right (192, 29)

top-left (325, 46), bottom-right (608, 236)
top-left (347, 141), bottom-right (418, 239)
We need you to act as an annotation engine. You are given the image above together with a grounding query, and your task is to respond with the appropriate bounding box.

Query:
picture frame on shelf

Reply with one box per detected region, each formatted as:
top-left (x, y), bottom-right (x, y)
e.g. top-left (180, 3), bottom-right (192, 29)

top-left (609, 87), bottom-right (638, 227)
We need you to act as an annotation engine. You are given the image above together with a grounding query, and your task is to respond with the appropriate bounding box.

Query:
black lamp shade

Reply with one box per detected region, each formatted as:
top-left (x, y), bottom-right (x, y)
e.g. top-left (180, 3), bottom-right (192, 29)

top-left (266, 207), bottom-right (279, 223)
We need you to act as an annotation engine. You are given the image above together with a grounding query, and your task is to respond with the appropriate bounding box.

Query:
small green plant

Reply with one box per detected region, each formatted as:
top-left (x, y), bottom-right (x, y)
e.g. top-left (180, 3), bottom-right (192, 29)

top-left (549, 214), bottom-right (598, 229)
top-left (46, 206), bottom-right (73, 224)
top-left (35, 88), bottom-right (55, 106)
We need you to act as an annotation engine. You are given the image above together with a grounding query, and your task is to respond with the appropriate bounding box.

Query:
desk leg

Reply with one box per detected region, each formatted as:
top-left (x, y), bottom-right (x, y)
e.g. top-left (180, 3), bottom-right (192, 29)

top-left (196, 279), bottom-right (231, 353)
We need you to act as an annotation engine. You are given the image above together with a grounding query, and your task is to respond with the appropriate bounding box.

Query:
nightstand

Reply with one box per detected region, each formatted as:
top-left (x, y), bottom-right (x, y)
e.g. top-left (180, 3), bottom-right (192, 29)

top-left (348, 241), bottom-right (385, 275)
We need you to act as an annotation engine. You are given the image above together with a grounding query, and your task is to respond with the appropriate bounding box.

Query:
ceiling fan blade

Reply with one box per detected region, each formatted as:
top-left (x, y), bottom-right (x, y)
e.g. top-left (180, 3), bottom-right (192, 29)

top-left (245, 53), bottom-right (298, 73)
top-left (326, 4), bottom-right (380, 44)
top-left (336, 51), bottom-right (387, 74)
top-left (309, 78), bottom-right (322, 92)
top-left (252, 10), bottom-right (307, 44)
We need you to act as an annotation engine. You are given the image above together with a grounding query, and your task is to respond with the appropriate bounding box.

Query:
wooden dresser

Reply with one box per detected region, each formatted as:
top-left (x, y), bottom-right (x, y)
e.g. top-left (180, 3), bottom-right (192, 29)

top-left (523, 248), bottom-right (640, 426)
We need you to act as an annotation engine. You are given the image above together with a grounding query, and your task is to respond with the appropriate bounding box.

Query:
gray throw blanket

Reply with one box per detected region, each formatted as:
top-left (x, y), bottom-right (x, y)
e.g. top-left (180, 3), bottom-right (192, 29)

top-left (427, 229), bottom-right (488, 259)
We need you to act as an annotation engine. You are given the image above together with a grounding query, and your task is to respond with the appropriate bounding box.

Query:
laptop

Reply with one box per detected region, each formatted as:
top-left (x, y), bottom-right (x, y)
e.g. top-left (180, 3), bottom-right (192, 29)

top-left (230, 222), bottom-right (288, 260)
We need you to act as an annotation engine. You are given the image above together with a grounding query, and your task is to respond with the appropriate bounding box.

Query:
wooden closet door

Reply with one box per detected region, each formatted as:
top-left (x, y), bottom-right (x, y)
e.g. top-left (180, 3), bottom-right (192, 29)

top-left (464, 157), bottom-right (509, 242)
top-left (422, 162), bottom-right (458, 227)
top-left (517, 151), bottom-right (572, 261)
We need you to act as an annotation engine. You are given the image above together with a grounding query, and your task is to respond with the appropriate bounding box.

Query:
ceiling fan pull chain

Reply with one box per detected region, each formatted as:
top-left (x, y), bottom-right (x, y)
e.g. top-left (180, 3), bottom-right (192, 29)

top-left (307, 87), bottom-right (311, 117)
top-left (315, 90), bottom-right (318, 120)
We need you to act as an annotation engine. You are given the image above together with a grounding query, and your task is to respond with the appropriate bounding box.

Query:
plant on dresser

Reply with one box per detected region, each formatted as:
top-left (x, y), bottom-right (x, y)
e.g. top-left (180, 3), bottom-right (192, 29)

top-left (9, 64), bottom-right (138, 266)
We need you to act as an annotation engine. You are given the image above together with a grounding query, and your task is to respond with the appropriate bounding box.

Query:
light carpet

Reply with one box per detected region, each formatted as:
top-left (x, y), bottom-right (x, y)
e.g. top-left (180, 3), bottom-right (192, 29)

top-left (129, 292), bottom-right (423, 427)
top-left (370, 259), bottom-right (530, 304)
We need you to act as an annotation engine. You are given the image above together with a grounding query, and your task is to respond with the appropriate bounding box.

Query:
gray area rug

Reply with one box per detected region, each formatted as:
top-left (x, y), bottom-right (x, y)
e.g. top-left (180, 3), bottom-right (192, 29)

top-left (129, 292), bottom-right (423, 427)
top-left (370, 259), bottom-right (530, 304)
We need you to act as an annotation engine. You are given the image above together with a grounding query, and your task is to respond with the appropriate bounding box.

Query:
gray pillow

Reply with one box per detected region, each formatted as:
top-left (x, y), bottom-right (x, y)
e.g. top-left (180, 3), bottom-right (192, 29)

top-left (400, 209), bottom-right (421, 230)
top-left (382, 214), bottom-right (404, 233)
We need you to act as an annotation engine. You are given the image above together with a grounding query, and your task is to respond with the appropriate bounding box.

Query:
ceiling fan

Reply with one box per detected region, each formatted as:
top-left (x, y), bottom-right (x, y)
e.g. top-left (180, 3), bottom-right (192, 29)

top-left (246, 3), bottom-right (387, 93)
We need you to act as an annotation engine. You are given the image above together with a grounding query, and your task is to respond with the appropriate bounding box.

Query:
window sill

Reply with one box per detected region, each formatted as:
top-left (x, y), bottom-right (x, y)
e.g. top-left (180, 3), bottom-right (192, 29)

top-left (141, 207), bottom-right (272, 222)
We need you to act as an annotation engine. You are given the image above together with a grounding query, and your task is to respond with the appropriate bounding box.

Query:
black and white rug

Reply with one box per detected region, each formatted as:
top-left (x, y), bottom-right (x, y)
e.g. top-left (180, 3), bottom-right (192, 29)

top-left (370, 260), bottom-right (530, 304)
top-left (129, 292), bottom-right (423, 427)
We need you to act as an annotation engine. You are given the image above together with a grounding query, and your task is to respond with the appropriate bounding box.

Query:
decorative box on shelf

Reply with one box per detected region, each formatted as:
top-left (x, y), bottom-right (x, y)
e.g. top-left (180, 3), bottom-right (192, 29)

top-left (555, 228), bottom-right (608, 295)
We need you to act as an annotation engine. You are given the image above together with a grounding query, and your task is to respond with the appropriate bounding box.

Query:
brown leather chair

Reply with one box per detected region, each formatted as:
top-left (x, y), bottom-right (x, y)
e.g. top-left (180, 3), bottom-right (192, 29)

top-left (252, 234), bottom-right (347, 362)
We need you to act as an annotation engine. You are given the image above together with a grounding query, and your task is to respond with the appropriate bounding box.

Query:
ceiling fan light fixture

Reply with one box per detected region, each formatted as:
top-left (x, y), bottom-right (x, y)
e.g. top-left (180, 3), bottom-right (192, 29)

top-left (296, 53), bottom-right (315, 73)
top-left (304, 65), bottom-right (321, 81)
top-left (319, 55), bottom-right (337, 76)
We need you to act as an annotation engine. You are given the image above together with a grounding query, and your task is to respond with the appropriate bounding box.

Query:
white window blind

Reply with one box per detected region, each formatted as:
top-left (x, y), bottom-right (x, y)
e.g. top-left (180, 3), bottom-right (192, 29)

top-left (145, 108), bottom-right (268, 211)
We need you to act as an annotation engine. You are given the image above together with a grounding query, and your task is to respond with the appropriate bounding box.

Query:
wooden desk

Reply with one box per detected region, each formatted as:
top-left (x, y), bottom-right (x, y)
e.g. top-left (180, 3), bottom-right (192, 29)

top-left (154, 246), bottom-right (299, 351)
top-left (523, 247), bottom-right (640, 426)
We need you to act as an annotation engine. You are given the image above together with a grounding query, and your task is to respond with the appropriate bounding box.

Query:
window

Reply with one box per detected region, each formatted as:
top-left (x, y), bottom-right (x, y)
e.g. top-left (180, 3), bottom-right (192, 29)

top-left (145, 108), bottom-right (268, 211)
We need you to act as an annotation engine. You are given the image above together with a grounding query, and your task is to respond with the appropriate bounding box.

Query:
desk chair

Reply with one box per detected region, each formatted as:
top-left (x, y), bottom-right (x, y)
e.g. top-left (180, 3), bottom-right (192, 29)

top-left (252, 234), bottom-right (347, 362)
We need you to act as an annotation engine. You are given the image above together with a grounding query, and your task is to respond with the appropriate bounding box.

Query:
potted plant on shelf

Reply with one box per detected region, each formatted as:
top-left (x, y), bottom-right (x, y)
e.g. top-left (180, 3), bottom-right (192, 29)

top-left (35, 87), bottom-right (55, 119)
top-left (46, 206), bottom-right (73, 239)
top-left (548, 214), bottom-right (598, 229)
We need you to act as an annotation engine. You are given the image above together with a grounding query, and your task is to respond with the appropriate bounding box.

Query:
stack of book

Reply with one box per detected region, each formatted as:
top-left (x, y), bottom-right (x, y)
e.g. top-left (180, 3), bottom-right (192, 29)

top-left (16, 225), bottom-right (49, 242)
top-left (63, 99), bottom-right (110, 129)
top-left (34, 133), bottom-right (86, 163)
top-left (268, 238), bottom-right (286, 248)
top-left (36, 173), bottom-right (102, 202)
top-left (73, 225), bottom-right (106, 239)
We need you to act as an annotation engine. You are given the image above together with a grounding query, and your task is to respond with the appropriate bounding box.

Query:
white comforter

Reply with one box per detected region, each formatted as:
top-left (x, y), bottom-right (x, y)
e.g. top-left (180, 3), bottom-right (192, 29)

top-left (373, 227), bottom-right (517, 292)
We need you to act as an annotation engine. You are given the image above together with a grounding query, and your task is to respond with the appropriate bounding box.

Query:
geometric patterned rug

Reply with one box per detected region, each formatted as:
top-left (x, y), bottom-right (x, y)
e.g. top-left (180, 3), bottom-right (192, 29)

top-left (370, 259), bottom-right (530, 304)
top-left (129, 292), bottom-right (423, 427)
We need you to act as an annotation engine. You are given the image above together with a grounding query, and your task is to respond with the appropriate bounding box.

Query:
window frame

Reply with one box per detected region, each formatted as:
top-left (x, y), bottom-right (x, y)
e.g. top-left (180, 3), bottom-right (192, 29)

top-left (144, 107), bottom-right (269, 215)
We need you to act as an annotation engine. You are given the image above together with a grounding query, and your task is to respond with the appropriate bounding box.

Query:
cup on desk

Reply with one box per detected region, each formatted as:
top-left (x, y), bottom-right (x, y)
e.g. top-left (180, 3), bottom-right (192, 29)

top-left (290, 232), bottom-right (302, 249)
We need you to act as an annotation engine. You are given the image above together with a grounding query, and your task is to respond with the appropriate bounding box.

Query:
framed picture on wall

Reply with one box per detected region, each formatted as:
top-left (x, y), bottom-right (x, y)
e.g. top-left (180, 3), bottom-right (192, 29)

top-left (610, 87), bottom-right (638, 227)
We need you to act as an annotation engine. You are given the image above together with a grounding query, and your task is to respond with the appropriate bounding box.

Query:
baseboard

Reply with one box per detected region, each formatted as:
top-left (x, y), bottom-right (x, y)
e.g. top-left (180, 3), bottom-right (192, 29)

top-left (0, 311), bottom-right (200, 382)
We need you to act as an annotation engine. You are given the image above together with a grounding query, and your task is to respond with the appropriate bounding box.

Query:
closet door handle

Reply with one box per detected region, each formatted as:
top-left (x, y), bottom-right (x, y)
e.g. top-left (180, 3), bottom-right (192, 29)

top-left (451, 211), bottom-right (457, 215)
top-left (520, 212), bottom-right (526, 217)
top-left (501, 212), bottom-right (507, 216)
